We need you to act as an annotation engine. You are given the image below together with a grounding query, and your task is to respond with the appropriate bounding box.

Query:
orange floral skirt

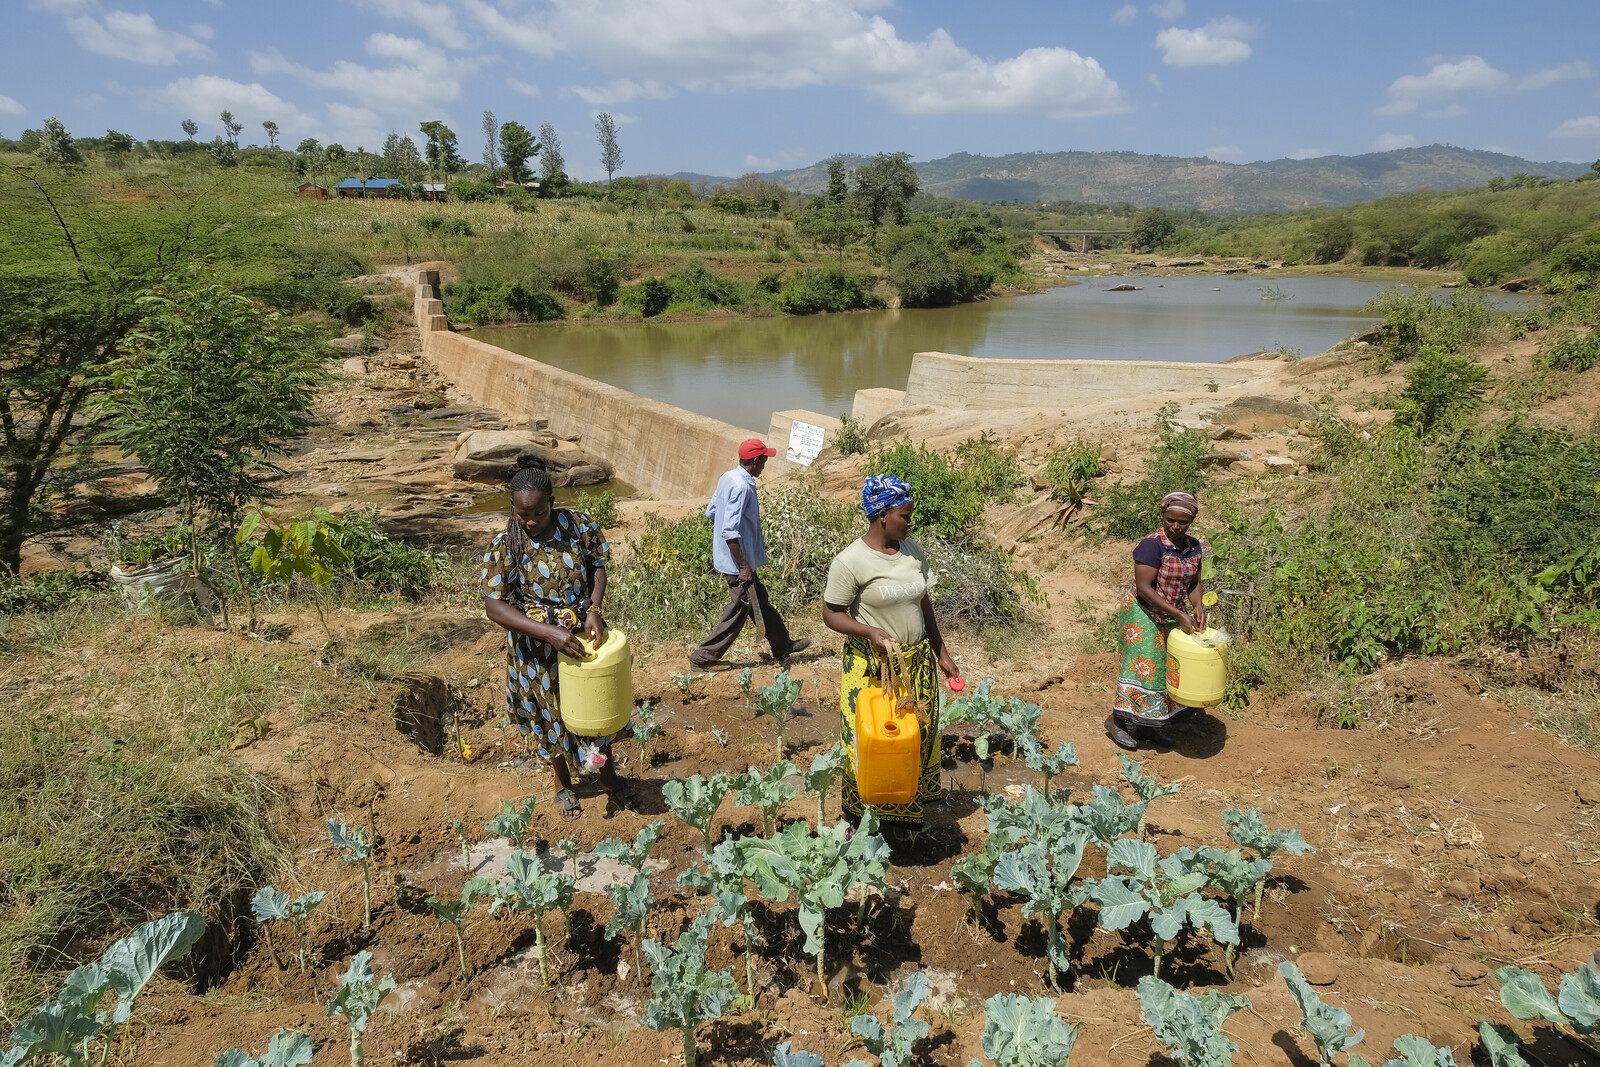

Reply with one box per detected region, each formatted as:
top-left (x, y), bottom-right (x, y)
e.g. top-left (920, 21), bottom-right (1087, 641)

top-left (1112, 592), bottom-right (1181, 725)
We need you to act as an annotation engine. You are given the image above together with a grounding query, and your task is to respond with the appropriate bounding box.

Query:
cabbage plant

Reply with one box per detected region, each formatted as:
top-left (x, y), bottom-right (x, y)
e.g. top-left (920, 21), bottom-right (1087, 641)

top-left (845, 971), bottom-right (929, 1067)
top-left (326, 950), bottom-right (397, 1067)
top-left (485, 796), bottom-right (536, 849)
top-left (804, 742), bottom-right (847, 827)
top-left (664, 771), bottom-right (737, 851)
top-left (250, 887), bottom-right (326, 972)
top-left (604, 870), bottom-right (655, 986)
top-left (430, 877), bottom-right (493, 979)
top-left (965, 992), bottom-right (1082, 1067)
top-left (1222, 807), bottom-right (1313, 919)
top-left (446, 817), bottom-right (473, 872)
top-left (735, 808), bottom-right (891, 988)
top-left (1075, 784), bottom-right (1149, 849)
top-left (772, 1041), bottom-right (824, 1067)
top-left (735, 760), bottom-right (799, 836)
top-left (594, 819), bottom-right (667, 872)
top-left (1494, 963), bottom-right (1600, 1057)
top-left (1136, 976), bottom-right (1251, 1067)
top-left (994, 825), bottom-right (1091, 991)
top-left (489, 849), bottom-right (576, 986)
top-left (1118, 753), bottom-right (1180, 837)
top-left (1087, 840), bottom-right (1237, 979)
top-left (1280, 961), bottom-right (1364, 1065)
top-left (1020, 735), bottom-right (1079, 797)
top-left (641, 912), bottom-right (737, 1067)
top-left (944, 679), bottom-right (1006, 792)
top-left (1195, 847), bottom-right (1272, 973)
top-left (949, 841), bottom-right (1003, 927)
top-left (751, 668), bottom-right (803, 754)
top-left (0, 911), bottom-right (205, 1067)
top-left (632, 699), bottom-right (663, 771)
top-left (679, 839), bottom-right (762, 998)
top-left (326, 817), bottom-right (375, 929)
top-left (211, 1029), bottom-right (315, 1067)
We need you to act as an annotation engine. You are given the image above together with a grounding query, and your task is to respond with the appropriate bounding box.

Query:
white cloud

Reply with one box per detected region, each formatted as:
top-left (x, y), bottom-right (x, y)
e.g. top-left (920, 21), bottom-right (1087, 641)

top-left (1425, 103), bottom-right (1467, 119)
top-left (1520, 61), bottom-right (1593, 92)
top-left (0, 94), bottom-right (25, 116)
top-left (507, 76), bottom-right (541, 96)
top-left (357, 0), bottom-right (470, 50)
top-left (61, 8), bottom-right (212, 65)
top-left (188, 22), bottom-right (213, 40)
top-left (1148, 0), bottom-right (1184, 19)
top-left (568, 79), bottom-right (673, 106)
top-left (1287, 147), bottom-right (1329, 160)
top-left (1204, 144), bottom-right (1243, 162)
top-left (1376, 55), bottom-right (1506, 115)
top-left (468, 0), bottom-right (1127, 118)
top-left (1155, 17), bottom-right (1255, 68)
top-left (1110, 4), bottom-right (1138, 26)
top-left (1147, 73), bottom-right (1163, 91)
top-left (149, 75), bottom-right (316, 133)
top-left (1374, 132), bottom-right (1417, 151)
top-left (1552, 115), bottom-right (1600, 139)
top-left (252, 33), bottom-right (473, 114)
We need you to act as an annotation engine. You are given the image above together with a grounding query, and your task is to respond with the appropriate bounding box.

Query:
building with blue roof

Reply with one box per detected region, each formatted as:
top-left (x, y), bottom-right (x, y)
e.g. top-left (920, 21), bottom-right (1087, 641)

top-left (334, 177), bottom-right (403, 199)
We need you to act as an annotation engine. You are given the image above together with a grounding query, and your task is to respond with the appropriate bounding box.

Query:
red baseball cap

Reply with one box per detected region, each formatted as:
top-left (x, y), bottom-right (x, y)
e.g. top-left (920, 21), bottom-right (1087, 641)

top-left (739, 438), bottom-right (777, 460)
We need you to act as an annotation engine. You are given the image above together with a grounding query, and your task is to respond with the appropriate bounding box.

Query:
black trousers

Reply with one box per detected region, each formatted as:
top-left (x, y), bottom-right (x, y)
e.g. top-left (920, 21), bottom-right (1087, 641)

top-left (690, 572), bottom-right (794, 665)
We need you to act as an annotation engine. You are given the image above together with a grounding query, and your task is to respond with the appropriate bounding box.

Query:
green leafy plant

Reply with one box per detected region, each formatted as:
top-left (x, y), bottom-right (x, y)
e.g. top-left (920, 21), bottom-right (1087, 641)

top-left (737, 666), bottom-right (754, 697)
top-left (1137, 976), bottom-right (1251, 1067)
top-left (772, 1041), bottom-right (825, 1067)
top-left (1195, 847), bottom-right (1273, 972)
top-left (1494, 962), bottom-right (1600, 1057)
top-left (1118, 753), bottom-right (1180, 837)
top-left (735, 808), bottom-right (892, 988)
top-left (965, 992), bottom-right (1082, 1067)
top-left (488, 850), bottom-right (576, 987)
top-left (327, 817), bottom-right (375, 929)
top-left (604, 870), bottom-right (655, 986)
top-left (250, 887), bottom-right (326, 972)
top-left (835, 414), bottom-right (869, 455)
top-left (1044, 440), bottom-right (1101, 506)
top-left (1076, 784), bottom-right (1149, 848)
top-left (944, 679), bottom-right (1007, 793)
top-left (734, 760), bottom-right (799, 836)
top-left (1020, 735), bottom-right (1079, 796)
top-left (326, 950), bottom-right (397, 1067)
top-left (844, 971), bottom-right (929, 1067)
top-left (594, 820), bottom-right (667, 872)
top-left (447, 818), bottom-right (472, 872)
top-left (1280, 961), bottom-right (1364, 1065)
top-left (1088, 840), bottom-right (1238, 979)
top-left (238, 506), bottom-right (350, 637)
top-left (679, 840), bottom-right (763, 999)
top-left (751, 669), bottom-right (804, 754)
top-left (640, 911), bottom-right (738, 1067)
top-left (1, 911), bottom-right (205, 1067)
top-left (430, 878), bottom-right (493, 979)
top-left (1373, 1035), bottom-right (1461, 1067)
top-left (633, 699), bottom-right (663, 771)
top-left (664, 772), bottom-right (736, 851)
top-left (485, 796), bottom-right (536, 849)
top-left (1478, 1020), bottom-right (1531, 1067)
top-left (210, 1029), bottom-right (315, 1067)
top-left (994, 824), bottom-right (1091, 991)
top-left (950, 841), bottom-right (1004, 927)
top-left (670, 670), bottom-right (706, 701)
top-left (1223, 808), bottom-right (1314, 918)
top-left (804, 742), bottom-right (847, 827)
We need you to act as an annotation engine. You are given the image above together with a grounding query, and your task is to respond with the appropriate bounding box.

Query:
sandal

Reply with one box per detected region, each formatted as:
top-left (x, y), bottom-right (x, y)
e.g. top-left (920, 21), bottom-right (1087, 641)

top-left (555, 787), bottom-right (582, 821)
top-left (603, 779), bottom-right (640, 813)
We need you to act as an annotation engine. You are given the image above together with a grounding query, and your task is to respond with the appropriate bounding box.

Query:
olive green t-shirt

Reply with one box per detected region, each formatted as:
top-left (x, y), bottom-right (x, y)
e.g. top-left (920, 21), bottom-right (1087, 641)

top-left (823, 537), bottom-right (937, 645)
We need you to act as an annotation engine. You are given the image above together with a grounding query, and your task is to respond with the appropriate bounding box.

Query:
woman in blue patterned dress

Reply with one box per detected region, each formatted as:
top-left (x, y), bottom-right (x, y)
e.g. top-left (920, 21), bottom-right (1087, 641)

top-left (481, 456), bottom-right (635, 818)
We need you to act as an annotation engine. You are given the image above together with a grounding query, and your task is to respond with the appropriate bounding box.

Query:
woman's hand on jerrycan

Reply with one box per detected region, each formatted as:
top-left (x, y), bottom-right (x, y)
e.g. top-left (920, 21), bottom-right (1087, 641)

top-left (584, 609), bottom-right (606, 648)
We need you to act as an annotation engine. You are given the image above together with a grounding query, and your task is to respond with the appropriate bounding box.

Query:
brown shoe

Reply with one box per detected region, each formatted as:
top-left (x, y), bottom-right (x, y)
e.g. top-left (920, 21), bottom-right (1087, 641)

top-left (1105, 715), bottom-right (1139, 751)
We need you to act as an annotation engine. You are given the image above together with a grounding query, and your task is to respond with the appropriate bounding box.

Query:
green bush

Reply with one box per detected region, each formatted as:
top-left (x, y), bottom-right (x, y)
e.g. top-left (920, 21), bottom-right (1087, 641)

top-left (1364, 288), bottom-right (1494, 367)
top-left (866, 437), bottom-right (1013, 538)
top-left (834, 414), bottom-right (868, 455)
top-left (607, 512), bottom-right (723, 640)
top-left (443, 277), bottom-right (563, 324)
top-left (1392, 346), bottom-right (1489, 434)
top-left (1545, 230), bottom-right (1600, 292)
top-left (770, 268), bottom-right (882, 314)
top-left (636, 277), bottom-right (671, 317)
top-left (1461, 232), bottom-right (1534, 287)
top-left (1542, 330), bottom-right (1600, 372)
top-left (1101, 408), bottom-right (1211, 540)
top-left (1044, 439), bottom-right (1101, 505)
top-left (330, 509), bottom-right (451, 601)
top-left (450, 178), bottom-right (497, 203)
top-left (0, 567), bottom-right (112, 616)
top-left (582, 246), bottom-right (620, 306)
top-left (888, 240), bottom-right (961, 307)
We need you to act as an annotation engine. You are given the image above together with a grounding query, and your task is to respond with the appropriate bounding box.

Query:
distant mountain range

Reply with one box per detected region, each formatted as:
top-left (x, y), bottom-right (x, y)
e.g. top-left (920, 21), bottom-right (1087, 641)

top-left (666, 145), bottom-right (1593, 213)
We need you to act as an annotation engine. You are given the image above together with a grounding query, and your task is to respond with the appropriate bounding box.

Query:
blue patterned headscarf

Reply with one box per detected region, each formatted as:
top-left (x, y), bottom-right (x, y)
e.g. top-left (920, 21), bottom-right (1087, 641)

top-left (861, 474), bottom-right (914, 519)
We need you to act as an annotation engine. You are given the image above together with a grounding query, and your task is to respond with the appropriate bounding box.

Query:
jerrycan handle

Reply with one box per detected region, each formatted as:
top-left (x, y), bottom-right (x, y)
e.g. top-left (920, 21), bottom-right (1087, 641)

top-left (876, 640), bottom-right (923, 724)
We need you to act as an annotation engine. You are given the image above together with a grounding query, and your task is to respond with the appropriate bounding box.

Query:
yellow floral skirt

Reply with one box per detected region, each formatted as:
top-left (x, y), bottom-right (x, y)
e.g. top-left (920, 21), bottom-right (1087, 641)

top-left (839, 635), bottom-right (942, 825)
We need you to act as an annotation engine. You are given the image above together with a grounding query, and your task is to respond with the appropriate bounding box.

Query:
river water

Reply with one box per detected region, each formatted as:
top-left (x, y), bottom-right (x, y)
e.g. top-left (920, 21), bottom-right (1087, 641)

top-left (473, 276), bottom-right (1528, 432)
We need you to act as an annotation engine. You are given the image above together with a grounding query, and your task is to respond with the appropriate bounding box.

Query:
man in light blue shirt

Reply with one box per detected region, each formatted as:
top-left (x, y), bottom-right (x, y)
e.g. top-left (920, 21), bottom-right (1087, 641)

top-left (689, 438), bottom-right (810, 669)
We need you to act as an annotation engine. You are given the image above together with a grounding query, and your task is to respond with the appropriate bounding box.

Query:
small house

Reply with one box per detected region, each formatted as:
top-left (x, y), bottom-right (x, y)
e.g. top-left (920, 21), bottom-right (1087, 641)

top-left (494, 180), bottom-right (540, 195)
top-left (297, 182), bottom-right (329, 199)
top-left (334, 177), bottom-right (403, 199)
top-left (419, 182), bottom-right (447, 202)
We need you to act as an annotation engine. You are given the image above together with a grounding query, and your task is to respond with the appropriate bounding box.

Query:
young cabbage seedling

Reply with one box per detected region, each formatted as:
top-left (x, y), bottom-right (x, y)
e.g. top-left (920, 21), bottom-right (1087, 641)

top-left (430, 878), bottom-right (493, 980)
top-left (327, 950), bottom-right (397, 1067)
top-left (1222, 807), bottom-right (1314, 919)
top-left (632, 699), bottom-right (663, 773)
top-left (944, 679), bottom-right (1006, 794)
top-left (1118, 753), bottom-right (1180, 838)
top-left (1088, 840), bottom-right (1238, 980)
top-left (995, 696), bottom-right (1044, 755)
top-left (994, 826), bottom-right (1092, 991)
top-left (950, 842), bottom-right (1003, 928)
top-left (594, 819), bottom-right (667, 872)
top-left (679, 839), bottom-right (763, 1000)
top-left (326, 817), bottom-right (375, 929)
top-left (736, 808), bottom-right (891, 990)
top-left (1076, 784), bottom-right (1149, 849)
top-left (1196, 847), bottom-right (1272, 974)
top-left (641, 911), bottom-right (737, 1067)
top-left (772, 1041), bottom-right (824, 1067)
top-left (804, 742), bottom-right (847, 828)
top-left (669, 670), bottom-right (705, 702)
top-left (1280, 961), bottom-right (1364, 1066)
top-left (966, 992), bottom-right (1083, 1067)
top-left (485, 796), bottom-right (536, 849)
top-left (734, 760), bottom-right (799, 836)
top-left (604, 870), bottom-right (654, 986)
top-left (1494, 962), bottom-right (1600, 1058)
top-left (1137, 976), bottom-right (1251, 1067)
top-left (751, 669), bottom-right (804, 754)
top-left (664, 772), bottom-right (737, 852)
top-left (737, 666), bottom-right (754, 697)
top-left (447, 818), bottom-right (473, 872)
top-left (210, 1029), bottom-right (315, 1067)
top-left (250, 887), bottom-right (326, 973)
top-left (844, 971), bottom-right (930, 1067)
top-left (1019, 734), bottom-right (1079, 797)
top-left (489, 850), bottom-right (576, 987)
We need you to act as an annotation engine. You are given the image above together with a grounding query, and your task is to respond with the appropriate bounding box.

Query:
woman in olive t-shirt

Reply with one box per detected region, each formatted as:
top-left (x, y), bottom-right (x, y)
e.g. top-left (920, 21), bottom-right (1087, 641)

top-left (822, 475), bottom-right (960, 827)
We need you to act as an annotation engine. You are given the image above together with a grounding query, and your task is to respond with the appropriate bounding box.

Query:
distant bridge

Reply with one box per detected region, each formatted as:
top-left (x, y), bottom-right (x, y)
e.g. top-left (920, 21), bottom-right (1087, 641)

top-left (1039, 229), bottom-right (1132, 252)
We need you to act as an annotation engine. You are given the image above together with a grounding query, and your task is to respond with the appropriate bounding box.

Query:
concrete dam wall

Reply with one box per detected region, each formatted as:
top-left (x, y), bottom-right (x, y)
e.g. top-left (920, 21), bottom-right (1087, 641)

top-left (901, 351), bottom-right (1272, 411)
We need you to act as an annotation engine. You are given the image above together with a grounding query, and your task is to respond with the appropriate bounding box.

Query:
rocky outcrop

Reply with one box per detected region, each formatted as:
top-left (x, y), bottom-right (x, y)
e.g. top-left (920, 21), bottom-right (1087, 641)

top-left (449, 429), bottom-right (614, 486)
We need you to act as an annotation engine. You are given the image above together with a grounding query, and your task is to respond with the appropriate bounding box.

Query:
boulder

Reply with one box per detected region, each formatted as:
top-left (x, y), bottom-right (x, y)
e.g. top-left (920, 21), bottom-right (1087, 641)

top-left (1212, 395), bottom-right (1316, 433)
top-left (450, 429), bottom-right (612, 484)
top-left (1199, 451), bottom-right (1248, 468)
top-left (562, 464), bottom-right (610, 487)
top-left (1163, 258), bottom-right (1208, 267)
top-left (326, 333), bottom-right (388, 352)
top-left (1210, 425), bottom-right (1253, 442)
top-left (1263, 456), bottom-right (1299, 474)
top-left (340, 357), bottom-right (367, 375)
top-left (1105, 283), bottom-right (1143, 292)
top-left (1229, 459), bottom-right (1268, 475)
top-left (1578, 781), bottom-right (1600, 806)
top-left (1377, 765), bottom-right (1411, 790)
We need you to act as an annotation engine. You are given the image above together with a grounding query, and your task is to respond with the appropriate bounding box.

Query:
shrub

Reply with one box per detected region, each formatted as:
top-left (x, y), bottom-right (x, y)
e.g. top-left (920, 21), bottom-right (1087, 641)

top-left (770, 269), bottom-right (883, 315)
top-left (921, 536), bottom-right (1035, 625)
top-left (757, 485), bottom-right (861, 615)
top-left (1544, 229), bottom-right (1600, 292)
top-left (607, 512), bottom-right (724, 640)
top-left (866, 442), bottom-right (987, 538)
top-left (834, 414), bottom-right (869, 455)
top-left (1101, 409), bottom-right (1211, 540)
top-left (1461, 232), bottom-right (1533, 287)
top-left (889, 240), bottom-right (961, 308)
top-left (0, 566), bottom-right (111, 616)
top-left (330, 509), bottom-right (452, 600)
top-left (1543, 330), bottom-right (1600, 372)
top-left (1364, 288), bottom-right (1494, 367)
top-left (636, 277), bottom-right (671, 317)
top-left (1392, 346), bottom-right (1489, 434)
top-left (1044, 440), bottom-right (1101, 505)
top-left (1128, 208), bottom-right (1178, 252)
top-left (443, 277), bottom-right (563, 324)
top-left (582, 246), bottom-right (620, 306)
top-left (450, 177), bottom-right (496, 202)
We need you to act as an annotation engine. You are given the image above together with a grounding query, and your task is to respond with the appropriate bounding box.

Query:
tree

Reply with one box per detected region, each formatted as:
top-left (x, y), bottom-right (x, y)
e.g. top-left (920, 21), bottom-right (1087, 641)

top-left (262, 120), bottom-right (279, 150)
top-left (419, 121), bottom-right (462, 178)
top-left (1128, 208), bottom-right (1178, 252)
top-left (325, 143), bottom-right (348, 171)
top-left (852, 151), bottom-right (919, 233)
top-left (798, 158), bottom-right (866, 262)
top-left (499, 120), bottom-right (538, 184)
top-left (538, 122), bottom-right (564, 181)
top-left (35, 117), bottom-right (82, 167)
top-left (481, 110), bottom-right (499, 178)
top-left (381, 132), bottom-right (424, 184)
top-left (595, 112), bottom-right (623, 185)
top-left (297, 138), bottom-right (323, 181)
top-left (95, 284), bottom-right (327, 617)
top-left (208, 136), bottom-right (237, 168)
top-left (219, 109), bottom-right (242, 147)
top-left (102, 130), bottom-right (135, 156)
top-left (181, 118), bottom-right (198, 141)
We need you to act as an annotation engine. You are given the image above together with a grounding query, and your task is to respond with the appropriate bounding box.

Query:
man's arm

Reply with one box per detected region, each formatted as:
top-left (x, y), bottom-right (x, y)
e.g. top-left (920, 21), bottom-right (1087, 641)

top-left (718, 480), bottom-right (754, 579)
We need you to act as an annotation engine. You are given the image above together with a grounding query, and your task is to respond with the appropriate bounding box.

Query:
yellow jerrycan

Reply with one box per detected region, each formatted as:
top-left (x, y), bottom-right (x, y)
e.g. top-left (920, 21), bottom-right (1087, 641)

top-left (854, 642), bottom-right (922, 805)
top-left (557, 627), bottom-right (633, 735)
top-left (1165, 626), bottom-right (1230, 707)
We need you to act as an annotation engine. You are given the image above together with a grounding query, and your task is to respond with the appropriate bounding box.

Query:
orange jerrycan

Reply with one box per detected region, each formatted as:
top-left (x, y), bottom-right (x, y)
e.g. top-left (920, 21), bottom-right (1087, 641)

top-left (854, 642), bottom-right (922, 805)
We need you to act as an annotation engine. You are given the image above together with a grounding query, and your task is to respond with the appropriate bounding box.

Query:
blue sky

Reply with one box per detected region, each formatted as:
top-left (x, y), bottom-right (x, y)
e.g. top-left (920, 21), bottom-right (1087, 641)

top-left (4, 0), bottom-right (1599, 180)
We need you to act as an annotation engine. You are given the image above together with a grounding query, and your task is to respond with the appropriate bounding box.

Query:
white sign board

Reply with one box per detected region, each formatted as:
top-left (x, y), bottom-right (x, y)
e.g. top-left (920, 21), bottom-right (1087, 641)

top-left (786, 419), bottom-right (827, 467)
